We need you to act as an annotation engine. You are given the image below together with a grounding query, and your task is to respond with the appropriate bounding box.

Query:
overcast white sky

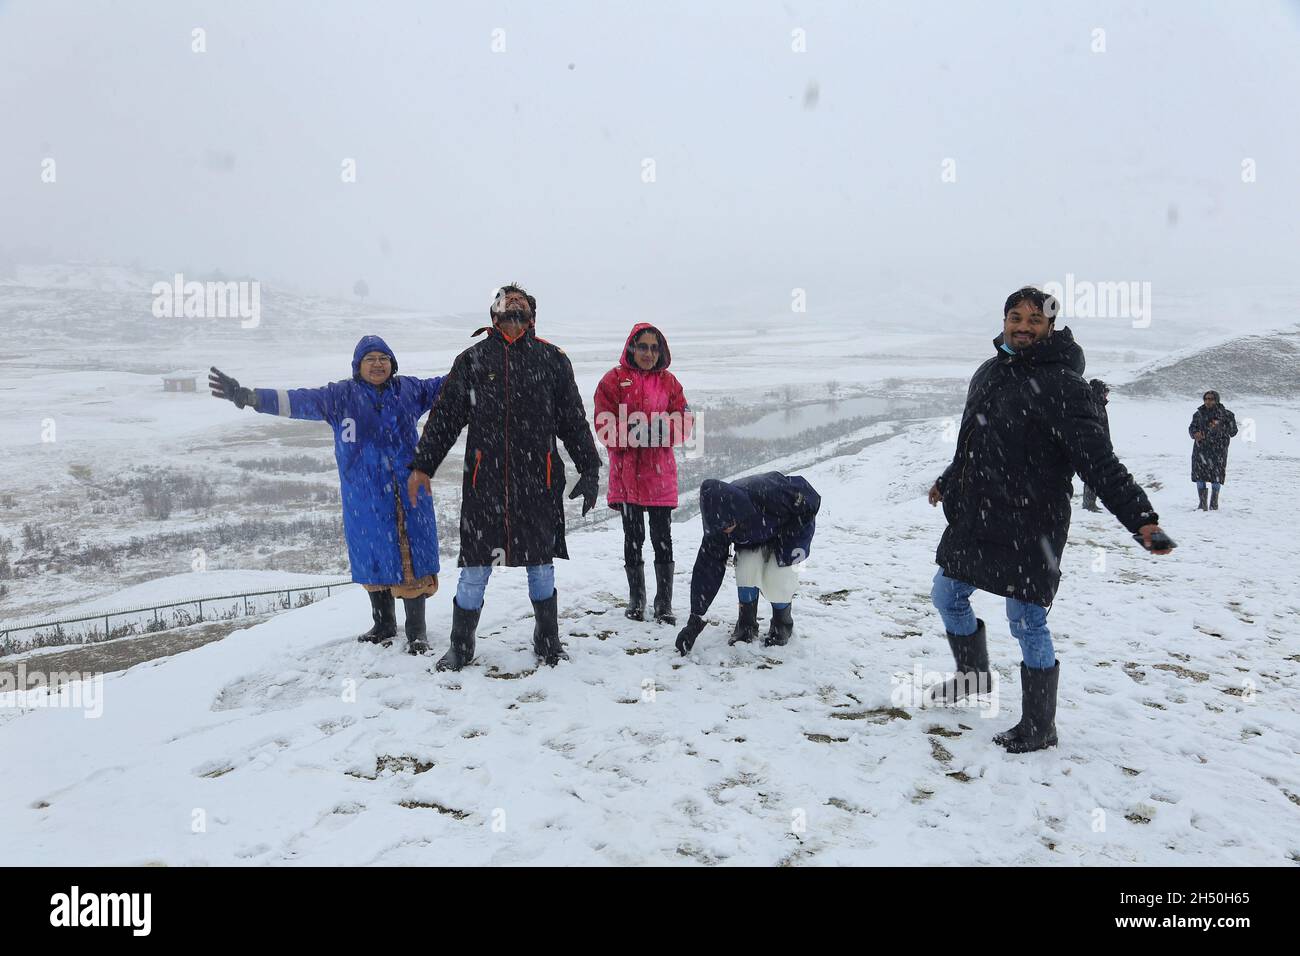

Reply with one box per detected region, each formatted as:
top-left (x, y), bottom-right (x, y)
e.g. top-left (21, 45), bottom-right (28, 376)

top-left (2, 0), bottom-right (1298, 321)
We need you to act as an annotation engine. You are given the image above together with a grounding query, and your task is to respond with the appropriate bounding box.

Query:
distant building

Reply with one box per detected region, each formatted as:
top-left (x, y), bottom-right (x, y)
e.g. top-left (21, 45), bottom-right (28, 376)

top-left (162, 372), bottom-right (198, 393)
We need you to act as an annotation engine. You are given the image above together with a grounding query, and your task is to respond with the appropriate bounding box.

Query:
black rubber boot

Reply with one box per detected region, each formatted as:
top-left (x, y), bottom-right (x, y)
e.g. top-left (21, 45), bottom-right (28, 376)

top-left (764, 603), bottom-right (794, 646)
top-left (403, 596), bottom-right (428, 655)
top-left (1210, 486), bottom-right (1220, 510)
top-left (357, 589), bottom-right (397, 644)
top-left (624, 562), bottom-right (647, 621)
top-left (925, 619), bottom-right (993, 706)
top-left (532, 589), bottom-right (568, 666)
top-left (728, 599), bottom-right (760, 645)
top-left (999, 661), bottom-right (1060, 753)
top-left (1197, 487), bottom-right (1209, 510)
top-left (435, 599), bottom-right (480, 672)
top-left (652, 561), bottom-right (676, 625)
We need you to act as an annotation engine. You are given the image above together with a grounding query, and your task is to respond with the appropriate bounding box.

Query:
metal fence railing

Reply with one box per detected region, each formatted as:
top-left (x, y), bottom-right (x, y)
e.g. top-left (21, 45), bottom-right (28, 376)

top-left (0, 581), bottom-right (354, 657)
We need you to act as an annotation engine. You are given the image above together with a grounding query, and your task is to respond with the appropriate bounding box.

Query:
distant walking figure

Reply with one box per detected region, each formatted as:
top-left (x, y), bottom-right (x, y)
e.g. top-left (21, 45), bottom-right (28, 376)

top-left (1189, 389), bottom-right (1238, 511)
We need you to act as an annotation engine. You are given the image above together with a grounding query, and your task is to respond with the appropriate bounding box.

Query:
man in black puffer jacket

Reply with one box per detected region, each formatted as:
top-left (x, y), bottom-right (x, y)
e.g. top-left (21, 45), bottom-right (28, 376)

top-left (925, 287), bottom-right (1172, 753)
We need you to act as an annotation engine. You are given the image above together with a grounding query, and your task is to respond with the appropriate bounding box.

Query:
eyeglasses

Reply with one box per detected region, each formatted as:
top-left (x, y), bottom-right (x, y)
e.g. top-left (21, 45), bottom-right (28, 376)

top-left (633, 343), bottom-right (661, 354)
top-left (362, 356), bottom-right (391, 364)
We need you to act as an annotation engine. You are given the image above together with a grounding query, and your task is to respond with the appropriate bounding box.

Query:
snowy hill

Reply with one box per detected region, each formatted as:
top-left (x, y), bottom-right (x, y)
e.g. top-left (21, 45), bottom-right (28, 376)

top-left (1123, 327), bottom-right (1300, 399)
top-left (3, 398), bottom-right (1297, 865)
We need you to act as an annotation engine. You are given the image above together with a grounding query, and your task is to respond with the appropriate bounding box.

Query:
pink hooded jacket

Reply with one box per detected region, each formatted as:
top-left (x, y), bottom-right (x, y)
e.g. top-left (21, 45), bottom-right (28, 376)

top-left (593, 323), bottom-right (692, 509)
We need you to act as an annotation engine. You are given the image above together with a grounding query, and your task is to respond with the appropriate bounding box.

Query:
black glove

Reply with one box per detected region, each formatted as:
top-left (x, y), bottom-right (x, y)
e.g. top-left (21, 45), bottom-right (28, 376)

top-left (675, 614), bottom-right (706, 656)
top-left (568, 470), bottom-right (599, 516)
top-left (209, 367), bottom-right (256, 410)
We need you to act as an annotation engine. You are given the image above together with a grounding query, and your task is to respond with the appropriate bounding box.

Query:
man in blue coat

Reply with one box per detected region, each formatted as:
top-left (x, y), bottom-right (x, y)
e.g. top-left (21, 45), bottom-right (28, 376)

top-left (208, 335), bottom-right (444, 653)
top-left (674, 472), bottom-right (821, 656)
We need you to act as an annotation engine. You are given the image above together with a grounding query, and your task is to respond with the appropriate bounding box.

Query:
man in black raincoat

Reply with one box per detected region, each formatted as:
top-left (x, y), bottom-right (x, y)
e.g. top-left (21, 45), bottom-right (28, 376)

top-left (1189, 389), bottom-right (1238, 511)
top-left (408, 284), bottom-right (601, 669)
top-left (926, 287), bottom-right (1171, 753)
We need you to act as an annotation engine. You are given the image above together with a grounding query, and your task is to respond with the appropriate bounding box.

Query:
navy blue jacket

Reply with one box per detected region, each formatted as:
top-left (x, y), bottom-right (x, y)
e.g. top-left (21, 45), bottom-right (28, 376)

top-left (253, 335), bottom-right (443, 585)
top-left (689, 472), bottom-right (820, 616)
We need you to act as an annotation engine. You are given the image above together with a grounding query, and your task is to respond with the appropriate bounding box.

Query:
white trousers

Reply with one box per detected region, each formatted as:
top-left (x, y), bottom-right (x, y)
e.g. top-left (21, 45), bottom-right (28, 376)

top-left (734, 547), bottom-right (799, 604)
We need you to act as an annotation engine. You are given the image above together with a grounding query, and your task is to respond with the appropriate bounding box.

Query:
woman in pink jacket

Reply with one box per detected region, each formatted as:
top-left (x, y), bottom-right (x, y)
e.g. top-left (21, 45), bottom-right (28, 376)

top-left (593, 323), bottom-right (692, 625)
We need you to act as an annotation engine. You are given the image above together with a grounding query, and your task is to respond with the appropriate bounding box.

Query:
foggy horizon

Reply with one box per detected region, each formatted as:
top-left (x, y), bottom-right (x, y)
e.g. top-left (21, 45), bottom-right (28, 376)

top-left (3, 0), bottom-right (1299, 322)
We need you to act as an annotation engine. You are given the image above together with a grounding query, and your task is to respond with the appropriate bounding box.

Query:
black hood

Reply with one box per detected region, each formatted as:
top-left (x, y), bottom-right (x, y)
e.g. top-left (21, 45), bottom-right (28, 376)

top-left (993, 325), bottom-right (1085, 375)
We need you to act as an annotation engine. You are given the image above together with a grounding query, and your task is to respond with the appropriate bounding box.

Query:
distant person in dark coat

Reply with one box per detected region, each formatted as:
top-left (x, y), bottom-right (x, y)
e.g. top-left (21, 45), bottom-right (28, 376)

top-left (1189, 390), bottom-right (1238, 511)
top-left (674, 472), bottom-right (820, 656)
top-left (1080, 379), bottom-right (1110, 512)
top-left (926, 287), bottom-right (1171, 753)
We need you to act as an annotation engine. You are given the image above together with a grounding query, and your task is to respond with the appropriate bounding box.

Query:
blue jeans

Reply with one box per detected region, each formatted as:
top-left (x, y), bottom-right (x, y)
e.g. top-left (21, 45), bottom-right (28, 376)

top-left (456, 564), bottom-right (555, 611)
top-left (1195, 480), bottom-right (1221, 492)
top-left (737, 586), bottom-right (789, 610)
top-left (930, 569), bottom-right (1055, 669)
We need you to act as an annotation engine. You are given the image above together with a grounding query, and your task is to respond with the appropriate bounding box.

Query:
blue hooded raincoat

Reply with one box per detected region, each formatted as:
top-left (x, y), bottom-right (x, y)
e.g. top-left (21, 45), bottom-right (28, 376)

top-left (252, 335), bottom-right (443, 586)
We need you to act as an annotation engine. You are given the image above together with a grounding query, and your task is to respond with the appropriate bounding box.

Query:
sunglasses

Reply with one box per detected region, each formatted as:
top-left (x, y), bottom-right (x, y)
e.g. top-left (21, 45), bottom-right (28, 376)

top-left (633, 343), bottom-right (661, 354)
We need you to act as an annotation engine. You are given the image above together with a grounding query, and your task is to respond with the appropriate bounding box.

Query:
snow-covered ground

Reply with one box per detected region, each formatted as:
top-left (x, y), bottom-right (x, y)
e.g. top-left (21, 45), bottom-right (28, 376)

top-left (3, 391), bottom-right (1297, 865)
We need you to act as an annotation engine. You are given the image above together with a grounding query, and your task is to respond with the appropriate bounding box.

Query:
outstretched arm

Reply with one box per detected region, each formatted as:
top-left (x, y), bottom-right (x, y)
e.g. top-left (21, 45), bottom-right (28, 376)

top-left (250, 384), bottom-right (340, 423)
top-left (1048, 380), bottom-right (1159, 535)
top-left (210, 366), bottom-right (341, 422)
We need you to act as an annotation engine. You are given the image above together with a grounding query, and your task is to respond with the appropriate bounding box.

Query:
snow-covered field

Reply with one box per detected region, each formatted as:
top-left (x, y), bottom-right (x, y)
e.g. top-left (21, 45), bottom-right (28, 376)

top-left (3, 385), bottom-right (1297, 865)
